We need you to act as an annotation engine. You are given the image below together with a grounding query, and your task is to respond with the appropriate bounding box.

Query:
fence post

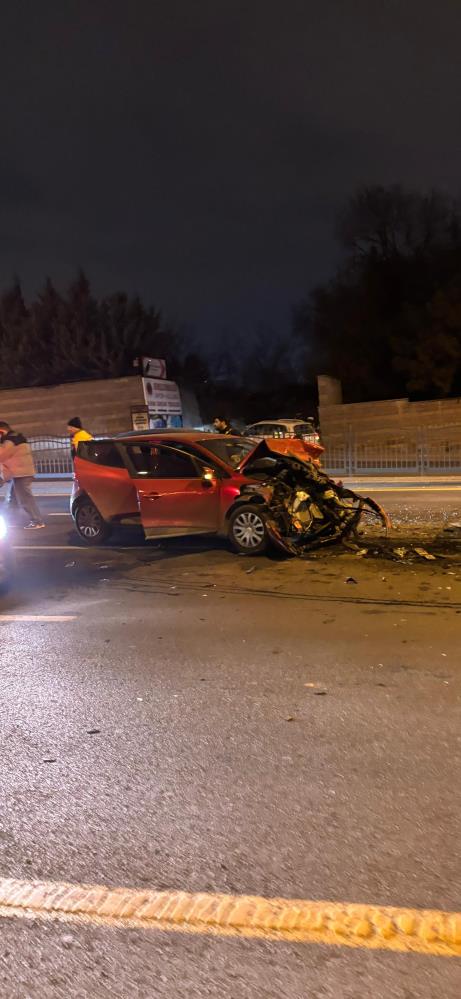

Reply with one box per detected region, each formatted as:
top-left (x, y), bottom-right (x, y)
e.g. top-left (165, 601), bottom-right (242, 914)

top-left (417, 429), bottom-right (425, 475)
top-left (347, 428), bottom-right (355, 476)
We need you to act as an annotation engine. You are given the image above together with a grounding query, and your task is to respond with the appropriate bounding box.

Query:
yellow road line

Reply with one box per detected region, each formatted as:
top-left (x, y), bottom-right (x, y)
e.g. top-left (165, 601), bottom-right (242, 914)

top-left (0, 615), bottom-right (76, 622)
top-left (0, 878), bottom-right (459, 956)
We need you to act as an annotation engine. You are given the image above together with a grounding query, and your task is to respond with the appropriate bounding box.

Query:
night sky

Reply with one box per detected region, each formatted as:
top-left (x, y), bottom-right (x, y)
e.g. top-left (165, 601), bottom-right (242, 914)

top-left (2, 1), bottom-right (461, 345)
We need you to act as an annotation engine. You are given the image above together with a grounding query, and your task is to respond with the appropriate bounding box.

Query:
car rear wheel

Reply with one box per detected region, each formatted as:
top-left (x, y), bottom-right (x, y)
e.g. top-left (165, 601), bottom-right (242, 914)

top-left (74, 499), bottom-right (111, 545)
top-left (228, 504), bottom-right (268, 555)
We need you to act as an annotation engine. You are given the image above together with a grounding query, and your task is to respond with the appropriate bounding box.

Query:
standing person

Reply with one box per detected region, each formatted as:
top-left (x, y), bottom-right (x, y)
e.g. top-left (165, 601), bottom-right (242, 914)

top-left (213, 416), bottom-right (237, 436)
top-left (67, 417), bottom-right (93, 458)
top-left (0, 422), bottom-right (45, 529)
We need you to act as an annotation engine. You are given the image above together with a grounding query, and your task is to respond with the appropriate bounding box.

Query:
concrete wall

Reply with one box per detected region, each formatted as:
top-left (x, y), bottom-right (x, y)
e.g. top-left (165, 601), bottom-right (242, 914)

top-left (0, 377), bottom-right (148, 438)
top-left (318, 378), bottom-right (461, 441)
top-left (317, 375), bottom-right (343, 407)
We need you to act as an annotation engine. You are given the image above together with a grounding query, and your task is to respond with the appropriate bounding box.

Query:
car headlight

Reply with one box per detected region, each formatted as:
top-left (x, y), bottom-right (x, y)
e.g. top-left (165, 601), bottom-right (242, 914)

top-left (0, 515), bottom-right (7, 541)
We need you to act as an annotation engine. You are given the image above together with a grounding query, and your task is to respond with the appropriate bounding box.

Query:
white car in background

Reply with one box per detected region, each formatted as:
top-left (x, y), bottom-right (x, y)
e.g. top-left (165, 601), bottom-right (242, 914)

top-left (244, 419), bottom-right (320, 445)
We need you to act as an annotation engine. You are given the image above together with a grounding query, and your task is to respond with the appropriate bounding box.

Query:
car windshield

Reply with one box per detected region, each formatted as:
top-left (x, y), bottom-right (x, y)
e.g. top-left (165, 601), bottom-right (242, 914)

top-left (197, 437), bottom-right (255, 468)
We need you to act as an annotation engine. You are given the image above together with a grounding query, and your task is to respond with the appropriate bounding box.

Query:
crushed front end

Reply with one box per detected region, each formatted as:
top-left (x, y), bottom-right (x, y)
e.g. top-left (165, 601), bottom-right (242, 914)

top-left (239, 441), bottom-right (389, 555)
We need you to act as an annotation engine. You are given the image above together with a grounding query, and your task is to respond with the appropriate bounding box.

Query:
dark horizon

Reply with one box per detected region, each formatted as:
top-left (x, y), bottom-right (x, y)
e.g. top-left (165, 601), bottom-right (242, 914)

top-left (2, 1), bottom-right (461, 344)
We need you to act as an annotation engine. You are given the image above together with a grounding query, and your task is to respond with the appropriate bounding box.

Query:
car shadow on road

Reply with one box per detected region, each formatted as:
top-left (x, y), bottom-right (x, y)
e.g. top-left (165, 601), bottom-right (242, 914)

top-left (2, 526), bottom-right (288, 612)
top-left (59, 524), bottom-right (288, 564)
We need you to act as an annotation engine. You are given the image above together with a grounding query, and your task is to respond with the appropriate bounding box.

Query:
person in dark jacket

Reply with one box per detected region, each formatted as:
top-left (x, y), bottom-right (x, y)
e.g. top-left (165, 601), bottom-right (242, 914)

top-left (0, 421), bottom-right (45, 529)
top-left (213, 416), bottom-right (237, 436)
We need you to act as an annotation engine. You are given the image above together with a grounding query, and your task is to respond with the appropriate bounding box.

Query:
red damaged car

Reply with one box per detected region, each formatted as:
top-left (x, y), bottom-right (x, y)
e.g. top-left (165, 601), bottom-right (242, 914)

top-left (71, 431), bottom-right (324, 555)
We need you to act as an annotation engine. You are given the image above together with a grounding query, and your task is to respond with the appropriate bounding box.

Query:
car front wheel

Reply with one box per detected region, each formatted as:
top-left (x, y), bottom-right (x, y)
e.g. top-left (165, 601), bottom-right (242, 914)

top-left (74, 499), bottom-right (111, 545)
top-left (228, 504), bottom-right (268, 555)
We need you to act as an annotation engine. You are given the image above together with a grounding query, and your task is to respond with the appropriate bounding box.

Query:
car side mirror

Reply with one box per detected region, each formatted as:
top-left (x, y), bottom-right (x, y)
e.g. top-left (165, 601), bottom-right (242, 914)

top-left (201, 466), bottom-right (218, 487)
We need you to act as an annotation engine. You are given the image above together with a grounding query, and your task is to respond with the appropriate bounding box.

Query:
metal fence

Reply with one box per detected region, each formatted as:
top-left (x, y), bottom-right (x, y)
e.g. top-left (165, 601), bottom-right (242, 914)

top-left (28, 426), bottom-right (461, 478)
top-left (323, 426), bottom-right (461, 476)
top-left (30, 436), bottom-right (73, 477)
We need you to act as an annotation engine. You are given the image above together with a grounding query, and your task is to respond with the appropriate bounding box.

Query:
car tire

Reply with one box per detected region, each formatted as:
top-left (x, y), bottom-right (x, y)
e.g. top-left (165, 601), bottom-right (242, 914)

top-left (228, 504), bottom-right (268, 555)
top-left (74, 498), bottom-right (111, 545)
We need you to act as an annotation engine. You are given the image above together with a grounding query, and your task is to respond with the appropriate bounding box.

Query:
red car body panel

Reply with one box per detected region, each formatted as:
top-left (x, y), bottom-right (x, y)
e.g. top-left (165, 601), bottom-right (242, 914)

top-left (137, 474), bottom-right (221, 537)
top-left (73, 461), bottom-right (137, 521)
top-left (72, 432), bottom-right (323, 540)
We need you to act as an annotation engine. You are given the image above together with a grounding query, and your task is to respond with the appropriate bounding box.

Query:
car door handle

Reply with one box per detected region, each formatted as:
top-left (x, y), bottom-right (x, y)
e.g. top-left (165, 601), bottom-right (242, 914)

top-left (146, 492), bottom-right (160, 501)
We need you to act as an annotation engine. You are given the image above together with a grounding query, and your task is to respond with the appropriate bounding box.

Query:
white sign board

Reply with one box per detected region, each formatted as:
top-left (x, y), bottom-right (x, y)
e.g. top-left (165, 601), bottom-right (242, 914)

top-left (142, 357), bottom-right (167, 379)
top-left (131, 405), bottom-right (150, 431)
top-left (142, 377), bottom-right (182, 415)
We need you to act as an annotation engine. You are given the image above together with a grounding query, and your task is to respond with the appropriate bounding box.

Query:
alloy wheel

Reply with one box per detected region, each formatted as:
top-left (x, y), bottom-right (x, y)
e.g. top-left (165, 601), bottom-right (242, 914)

top-left (77, 503), bottom-right (103, 540)
top-left (232, 510), bottom-right (265, 549)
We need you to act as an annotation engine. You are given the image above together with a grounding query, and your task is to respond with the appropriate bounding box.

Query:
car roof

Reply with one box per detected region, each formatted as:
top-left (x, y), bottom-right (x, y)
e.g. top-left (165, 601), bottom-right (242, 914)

top-left (114, 429), bottom-right (247, 444)
top-left (248, 419), bottom-right (311, 427)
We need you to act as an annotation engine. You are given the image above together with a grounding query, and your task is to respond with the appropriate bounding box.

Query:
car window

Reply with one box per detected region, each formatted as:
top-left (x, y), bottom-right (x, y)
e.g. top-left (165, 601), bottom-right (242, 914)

top-left (79, 441), bottom-right (125, 468)
top-left (294, 423), bottom-right (316, 436)
top-left (197, 437), bottom-right (255, 468)
top-left (127, 444), bottom-right (200, 478)
top-left (171, 443), bottom-right (223, 475)
top-left (253, 424), bottom-right (284, 437)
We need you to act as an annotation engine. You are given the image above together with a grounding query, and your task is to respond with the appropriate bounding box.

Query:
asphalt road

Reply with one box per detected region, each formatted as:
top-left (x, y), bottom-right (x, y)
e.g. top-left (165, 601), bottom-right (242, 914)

top-left (0, 491), bottom-right (460, 997)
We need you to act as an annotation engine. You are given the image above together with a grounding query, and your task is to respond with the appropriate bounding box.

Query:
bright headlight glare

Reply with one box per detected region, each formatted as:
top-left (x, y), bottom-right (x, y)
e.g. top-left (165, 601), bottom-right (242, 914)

top-left (0, 515), bottom-right (7, 540)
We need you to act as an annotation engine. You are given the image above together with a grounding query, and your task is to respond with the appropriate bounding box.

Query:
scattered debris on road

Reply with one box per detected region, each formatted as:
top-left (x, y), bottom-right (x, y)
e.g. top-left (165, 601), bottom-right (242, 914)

top-left (60, 934), bottom-right (76, 949)
top-left (414, 547), bottom-right (437, 561)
